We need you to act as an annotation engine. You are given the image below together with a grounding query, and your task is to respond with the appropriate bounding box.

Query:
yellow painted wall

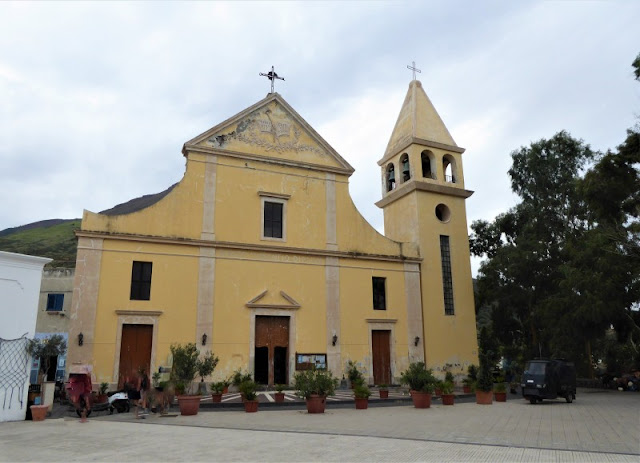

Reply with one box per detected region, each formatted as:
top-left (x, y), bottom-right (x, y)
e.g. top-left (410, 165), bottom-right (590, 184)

top-left (382, 145), bottom-right (478, 378)
top-left (90, 240), bottom-right (200, 382)
top-left (81, 160), bottom-right (205, 239)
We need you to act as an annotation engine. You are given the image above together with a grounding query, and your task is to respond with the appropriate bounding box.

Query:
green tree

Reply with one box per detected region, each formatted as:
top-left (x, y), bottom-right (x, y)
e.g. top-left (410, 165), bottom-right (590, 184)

top-left (471, 54), bottom-right (640, 376)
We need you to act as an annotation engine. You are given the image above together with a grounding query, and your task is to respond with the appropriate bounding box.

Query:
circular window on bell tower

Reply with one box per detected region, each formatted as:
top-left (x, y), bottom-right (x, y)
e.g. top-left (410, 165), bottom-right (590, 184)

top-left (435, 204), bottom-right (451, 223)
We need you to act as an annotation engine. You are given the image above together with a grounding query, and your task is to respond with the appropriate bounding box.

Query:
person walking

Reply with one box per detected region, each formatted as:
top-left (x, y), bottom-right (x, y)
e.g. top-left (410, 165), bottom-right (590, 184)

top-left (139, 369), bottom-right (150, 415)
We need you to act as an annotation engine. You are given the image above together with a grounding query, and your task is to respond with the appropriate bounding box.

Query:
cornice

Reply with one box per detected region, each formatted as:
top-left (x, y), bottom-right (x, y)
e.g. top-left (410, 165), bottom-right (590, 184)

top-left (375, 180), bottom-right (474, 208)
top-left (75, 230), bottom-right (422, 263)
top-left (378, 136), bottom-right (465, 166)
top-left (115, 310), bottom-right (163, 317)
top-left (184, 144), bottom-right (354, 176)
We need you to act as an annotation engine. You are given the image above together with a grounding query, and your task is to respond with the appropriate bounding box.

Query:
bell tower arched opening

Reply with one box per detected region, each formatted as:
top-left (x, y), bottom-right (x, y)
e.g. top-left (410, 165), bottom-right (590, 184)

top-left (443, 154), bottom-right (457, 183)
top-left (421, 150), bottom-right (435, 180)
top-left (400, 154), bottom-right (411, 183)
top-left (385, 164), bottom-right (396, 192)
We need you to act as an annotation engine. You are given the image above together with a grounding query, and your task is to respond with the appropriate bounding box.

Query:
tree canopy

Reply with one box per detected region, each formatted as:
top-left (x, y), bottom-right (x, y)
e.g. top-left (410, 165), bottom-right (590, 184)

top-left (470, 54), bottom-right (640, 377)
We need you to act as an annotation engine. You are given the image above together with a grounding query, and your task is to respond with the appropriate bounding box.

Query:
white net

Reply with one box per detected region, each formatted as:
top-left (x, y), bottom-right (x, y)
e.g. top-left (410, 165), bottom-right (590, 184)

top-left (0, 335), bottom-right (29, 410)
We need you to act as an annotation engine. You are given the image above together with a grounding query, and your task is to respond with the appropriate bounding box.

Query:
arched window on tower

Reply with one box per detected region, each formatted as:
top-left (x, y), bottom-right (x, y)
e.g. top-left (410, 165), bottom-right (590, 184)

top-left (400, 154), bottom-right (411, 182)
top-left (386, 164), bottom-right (396, 192)
top-left (421, 150), bottom-right (435, 179)
top-left (443, 154), bottom-right (456, 183)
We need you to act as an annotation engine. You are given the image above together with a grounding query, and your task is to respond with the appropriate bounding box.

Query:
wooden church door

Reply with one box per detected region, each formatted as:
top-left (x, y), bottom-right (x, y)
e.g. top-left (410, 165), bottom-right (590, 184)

top-left (372, 330), bottom-right (391, 385)
top-left (118, 324), bottom-right (153, 388)
top-left (255, 316), bottom-right (289, 385)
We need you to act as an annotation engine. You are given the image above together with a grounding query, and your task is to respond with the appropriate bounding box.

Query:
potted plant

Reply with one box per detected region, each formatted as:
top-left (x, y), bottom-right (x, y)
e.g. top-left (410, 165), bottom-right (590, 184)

top-left (197, 351), bottom-right (219, 395)
top-left (463, 365), bottom-right (478, 393)
top-left (475, 328), bottom-right (494, 405)
top-left (210, 381), bottom-right (225, 403)
top-left (96, 382), bottom-right (109, 404)
top-left (493, 377), bottom-right (507, 402)
top-left (346, 360), bottom-right (364, 388)
top-left (353, 383), bottom-right (371, 410)
top-left (170, 343), bottom-right (219, 415)
top-left (231, 369), bottom-right (252, 392)
top-left (400, 362), bottom-right (437, 408)
top-left (274, 383), bottom-right (286, 403)
top-left (440, 380), bottom-right (455, 405)
top-left (26, 334), bottom-right (67, 414)
top-left (239, 380), bottom-right (259, 413)
top-left (221, 378), bottom-right (231, 394)
top-left (294, 368), bottom-right (338, 414)
top-left (378, 384), bottom-right (389, 399)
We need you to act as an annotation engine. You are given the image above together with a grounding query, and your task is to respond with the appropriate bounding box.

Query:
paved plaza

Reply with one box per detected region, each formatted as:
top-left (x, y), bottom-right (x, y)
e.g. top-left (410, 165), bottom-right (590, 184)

top-left (1, 388), bottom-right (638, 462)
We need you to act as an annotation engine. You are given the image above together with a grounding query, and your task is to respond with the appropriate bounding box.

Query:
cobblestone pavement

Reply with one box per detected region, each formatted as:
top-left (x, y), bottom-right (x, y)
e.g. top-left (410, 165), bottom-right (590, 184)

top-left (2, 388), bottom-right (638, 462)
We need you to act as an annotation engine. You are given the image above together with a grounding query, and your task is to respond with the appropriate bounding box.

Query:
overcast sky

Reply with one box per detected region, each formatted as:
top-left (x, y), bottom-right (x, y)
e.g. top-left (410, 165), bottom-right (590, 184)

top-left (1, 1), bottom-right (639, 275)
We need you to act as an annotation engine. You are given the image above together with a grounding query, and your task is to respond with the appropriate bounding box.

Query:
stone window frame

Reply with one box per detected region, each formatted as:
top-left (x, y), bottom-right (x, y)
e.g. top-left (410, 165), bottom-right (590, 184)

top-left (259, 192), bottom-right (290, 242)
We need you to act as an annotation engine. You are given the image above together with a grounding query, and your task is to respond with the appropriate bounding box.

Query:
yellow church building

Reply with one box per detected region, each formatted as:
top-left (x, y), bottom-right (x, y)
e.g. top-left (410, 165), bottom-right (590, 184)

top-left (68, 78), bottom-right (478, 388)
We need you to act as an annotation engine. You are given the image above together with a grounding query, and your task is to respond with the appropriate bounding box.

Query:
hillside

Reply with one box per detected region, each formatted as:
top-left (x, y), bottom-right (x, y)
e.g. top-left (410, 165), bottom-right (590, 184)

top-left (0, 219), bottom-right (80, 267)
top-left (0, 183), bottom-right (177, 268)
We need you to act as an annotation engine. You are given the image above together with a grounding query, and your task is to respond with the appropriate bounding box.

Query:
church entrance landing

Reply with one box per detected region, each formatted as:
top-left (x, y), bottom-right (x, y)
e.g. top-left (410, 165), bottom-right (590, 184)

top-left (254, 316), bottom-right (289, 386)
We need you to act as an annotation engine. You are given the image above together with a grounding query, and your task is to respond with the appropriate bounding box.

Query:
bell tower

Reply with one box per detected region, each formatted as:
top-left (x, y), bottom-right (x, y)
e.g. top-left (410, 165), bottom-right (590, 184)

top-left (376, 79), bottom-right (478, 376)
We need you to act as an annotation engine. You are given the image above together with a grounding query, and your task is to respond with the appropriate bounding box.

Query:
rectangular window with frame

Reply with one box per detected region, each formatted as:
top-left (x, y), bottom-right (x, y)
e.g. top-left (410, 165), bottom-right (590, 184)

top-left (46, 293), bottom-right (64, 311)
top-left (440, 235), bottom-right (455, 315)
top-left (372, 277), bottom-right (387, 310)
top-left (130, 261), bottom-right (153, 301)
top-left (263, 201), bottom-right (283, 239)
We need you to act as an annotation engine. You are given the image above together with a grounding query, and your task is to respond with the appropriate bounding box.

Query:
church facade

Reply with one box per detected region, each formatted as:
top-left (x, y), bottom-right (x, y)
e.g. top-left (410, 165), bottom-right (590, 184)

top-left (68, 80), bottom-right (478, 388)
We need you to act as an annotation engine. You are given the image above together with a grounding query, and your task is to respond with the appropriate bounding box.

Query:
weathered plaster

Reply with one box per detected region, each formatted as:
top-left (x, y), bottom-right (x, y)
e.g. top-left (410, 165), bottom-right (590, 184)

top-left (67, 237), bottom-right (103, 369)
top-left (196, 247), bottom-right (215, 351)
top-left (325, 257), bottom-right (340, 376)
top-left (201, 154), bottom-right (217, 241)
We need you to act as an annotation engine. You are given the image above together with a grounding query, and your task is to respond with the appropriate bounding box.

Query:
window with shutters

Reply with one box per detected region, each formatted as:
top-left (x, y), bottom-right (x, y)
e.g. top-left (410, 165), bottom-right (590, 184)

top-left (130, 261), bottom-right (153, 301)
top-left (46, 293), bottom-right (64, 311)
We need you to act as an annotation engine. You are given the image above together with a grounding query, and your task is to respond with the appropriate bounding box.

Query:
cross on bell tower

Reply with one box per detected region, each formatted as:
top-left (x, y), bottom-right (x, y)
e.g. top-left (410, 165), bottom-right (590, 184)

top-left (407, 61), bottom-right (421, 81)
top-left (259, 66), bottom-right (285, 94)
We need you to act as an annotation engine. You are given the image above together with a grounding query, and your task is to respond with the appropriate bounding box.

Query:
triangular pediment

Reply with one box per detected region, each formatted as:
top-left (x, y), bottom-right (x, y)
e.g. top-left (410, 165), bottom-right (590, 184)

top-left (382, 80), bottom-right (459, 161)
top-left (184, 93), bottom-right (354, 175)
top-left (246, 290), bottom-right (301, 310)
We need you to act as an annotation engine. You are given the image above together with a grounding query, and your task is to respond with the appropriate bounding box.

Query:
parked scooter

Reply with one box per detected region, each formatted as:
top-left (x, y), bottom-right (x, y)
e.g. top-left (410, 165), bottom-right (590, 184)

top-left (87, 391), bottom-right (130, 416)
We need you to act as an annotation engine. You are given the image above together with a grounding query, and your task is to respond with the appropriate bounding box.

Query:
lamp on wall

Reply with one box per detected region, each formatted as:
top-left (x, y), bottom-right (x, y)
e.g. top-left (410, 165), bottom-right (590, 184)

top-left (78, 333), bottom-right (84, 346)
top-left (414, 336), bottom-right (420, 346)
top-left (332, 334), bottom-right (338, 346)
top-left (201, 333), bottom-right (207, 346)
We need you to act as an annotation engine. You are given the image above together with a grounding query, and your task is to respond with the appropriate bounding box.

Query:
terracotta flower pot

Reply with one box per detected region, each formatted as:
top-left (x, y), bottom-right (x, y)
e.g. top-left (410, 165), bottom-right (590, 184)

top-left (434, 388), bottom-right (442, 397)
top-left (223, 386), bottom-right (229, 394)
top-left (463, 386), bottom-right (472, 394)
top-left (211, 393), bottom-right (222, 403)
top-left (379, 389), bottom-right (389, 399)
top-left (177, 395), bottom-right (202, 415)
top-left (244, 400), bottom-right (259, 413)
top-left (305, 395), bottom-right (326, 414)
top-left (441, 394), bottom-right (455, 405)
top-left (410, 390), bottom-right (432, 408)
top-left (475, 390), bottom-right (493, 405)
top-left (30, 404), bottom-right (48, 421)
top-left (354, 397), bottom-right (368, 409)
top-left (274, 392), bottom-right (285, 403)
top-left (494, 391), bottom-right (507, 402)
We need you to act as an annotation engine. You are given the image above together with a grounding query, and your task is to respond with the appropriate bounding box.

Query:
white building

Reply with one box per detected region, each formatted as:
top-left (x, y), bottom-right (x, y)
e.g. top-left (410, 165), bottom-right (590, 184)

top-left (0, 251), bottom-right (51, 422)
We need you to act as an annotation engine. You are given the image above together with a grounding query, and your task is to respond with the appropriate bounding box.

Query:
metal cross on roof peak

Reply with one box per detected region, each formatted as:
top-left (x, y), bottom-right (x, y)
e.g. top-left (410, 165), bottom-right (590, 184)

top-left (407, 61), bottom-right (421, 81)
top-left (259, 66), bottom-right (285, 94)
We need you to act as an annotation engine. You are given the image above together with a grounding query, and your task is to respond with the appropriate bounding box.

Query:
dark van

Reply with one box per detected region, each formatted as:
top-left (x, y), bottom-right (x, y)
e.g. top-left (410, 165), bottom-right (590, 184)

top-left (521, 359), bottom-right (576, 404)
